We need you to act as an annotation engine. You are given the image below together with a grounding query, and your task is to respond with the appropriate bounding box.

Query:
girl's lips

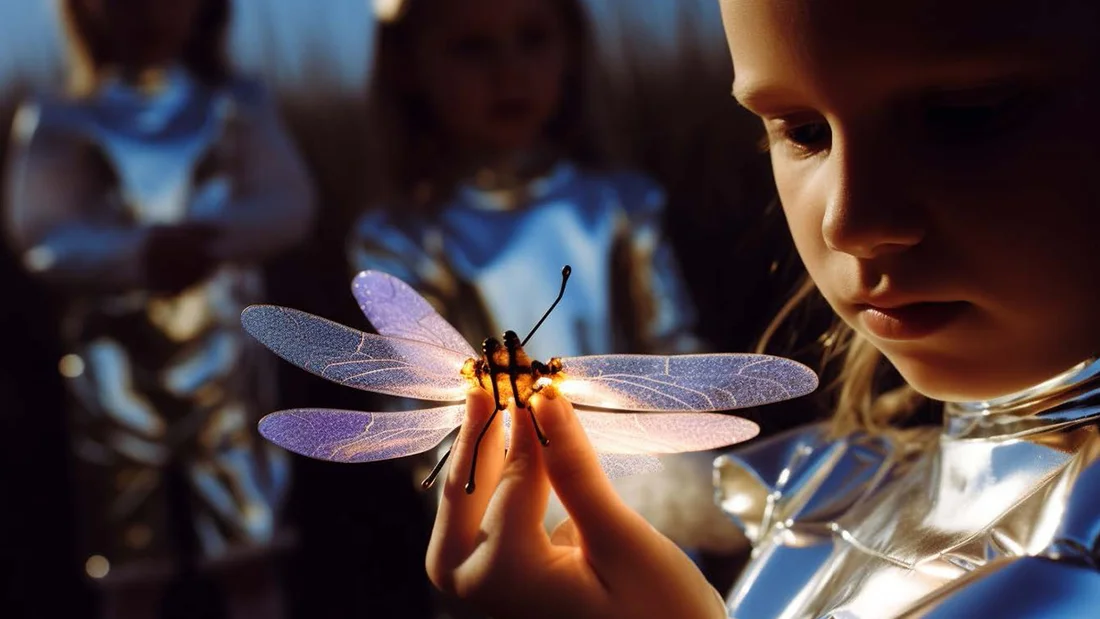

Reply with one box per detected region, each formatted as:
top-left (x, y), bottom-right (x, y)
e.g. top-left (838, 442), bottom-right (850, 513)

top-left (858, 301), bottom-right (969, 340)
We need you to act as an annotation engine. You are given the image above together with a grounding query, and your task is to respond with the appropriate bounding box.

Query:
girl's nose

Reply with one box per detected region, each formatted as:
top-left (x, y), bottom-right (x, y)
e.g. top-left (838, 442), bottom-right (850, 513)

top-left (821, 134), bottom-right (926, 259)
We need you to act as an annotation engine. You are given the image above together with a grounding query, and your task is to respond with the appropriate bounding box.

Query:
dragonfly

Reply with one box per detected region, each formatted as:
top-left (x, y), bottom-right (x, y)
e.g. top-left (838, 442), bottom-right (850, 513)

top-left (241, 266), bottom-right (819, 494)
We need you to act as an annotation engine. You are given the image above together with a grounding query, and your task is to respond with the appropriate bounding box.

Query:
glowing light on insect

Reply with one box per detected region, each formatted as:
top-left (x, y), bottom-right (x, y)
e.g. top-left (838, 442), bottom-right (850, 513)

top-left (241, 266), bottom-right (819, 494)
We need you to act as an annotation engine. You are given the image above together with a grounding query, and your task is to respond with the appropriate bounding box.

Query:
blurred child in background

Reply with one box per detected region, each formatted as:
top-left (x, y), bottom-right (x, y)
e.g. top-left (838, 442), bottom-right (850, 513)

top-left (2, 0), bottom-right (315, 617)
top-left (351, 0), bottom-right (699, 361)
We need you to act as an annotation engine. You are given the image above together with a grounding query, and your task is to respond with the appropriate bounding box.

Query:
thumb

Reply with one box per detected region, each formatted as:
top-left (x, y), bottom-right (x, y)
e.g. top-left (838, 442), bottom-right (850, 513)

top-left (529, 392), bottom-right (644, 556)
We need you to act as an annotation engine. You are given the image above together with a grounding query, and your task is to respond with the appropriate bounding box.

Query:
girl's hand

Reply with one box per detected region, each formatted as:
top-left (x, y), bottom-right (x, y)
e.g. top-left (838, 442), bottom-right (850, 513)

top-left (426, 388), bottom-right (729, 619)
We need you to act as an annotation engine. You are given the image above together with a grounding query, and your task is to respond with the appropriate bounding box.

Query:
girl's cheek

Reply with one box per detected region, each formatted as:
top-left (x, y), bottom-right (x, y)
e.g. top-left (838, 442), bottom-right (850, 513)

top-left (774, 180), bottom-right (814, 239)
top-left (778, 163), bottom-right (830, 240)
top-left (777, 193), bottom-right (833, 292)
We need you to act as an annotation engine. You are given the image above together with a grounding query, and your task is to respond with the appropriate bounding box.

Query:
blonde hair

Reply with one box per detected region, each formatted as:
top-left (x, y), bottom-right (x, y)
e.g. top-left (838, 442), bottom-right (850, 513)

top-left (756, 273), bottom-right (927, 437)
top-left (363, 0), bottom-right (614, 214)
top-left (59, 0), bottom-right (232, 96)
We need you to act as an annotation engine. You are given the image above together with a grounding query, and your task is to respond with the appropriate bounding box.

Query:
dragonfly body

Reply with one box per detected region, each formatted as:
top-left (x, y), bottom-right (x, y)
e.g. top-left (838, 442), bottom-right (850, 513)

top-left (466, 331), bottom-right (562, 413)
top-left (241, 267), bottom-right (820, 494)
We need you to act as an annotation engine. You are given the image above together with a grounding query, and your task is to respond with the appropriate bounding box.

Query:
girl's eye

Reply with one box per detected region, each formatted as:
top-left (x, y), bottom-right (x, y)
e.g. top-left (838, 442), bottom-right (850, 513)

top-left (787, 122), bottom-right (830, 148)
top-left (922, 87), bottom-right (1039, 143)
top-left (766, 119), bottom-right (832, 156)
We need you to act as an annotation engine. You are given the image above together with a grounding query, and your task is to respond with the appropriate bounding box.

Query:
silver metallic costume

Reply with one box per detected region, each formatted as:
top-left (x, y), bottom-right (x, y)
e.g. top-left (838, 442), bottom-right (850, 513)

top-left (2, 67), bottom-right (314, 583)
top-left (715, 356), bottom-right (1100, 618)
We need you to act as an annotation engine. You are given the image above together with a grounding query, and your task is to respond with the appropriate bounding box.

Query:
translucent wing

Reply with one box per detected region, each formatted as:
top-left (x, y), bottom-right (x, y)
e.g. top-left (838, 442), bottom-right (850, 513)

top-left (558, 353), bottom-right (818, 411)
top-left (497, 413), bottom-right (665, 478)
top-left (242, 305), bottom-right (471, 401)
top-left (576, 410), bottom-right (760, 453)
top-left (597, 453), bottom-right (664, 478)
top-left (351, 270), bottom-right (477, 357)
top-left (258, 406), bottom-right (465, 463)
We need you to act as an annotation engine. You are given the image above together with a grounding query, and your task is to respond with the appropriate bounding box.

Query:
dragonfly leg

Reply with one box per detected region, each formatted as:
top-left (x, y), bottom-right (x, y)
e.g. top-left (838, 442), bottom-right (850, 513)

top-left (504, 331), bottom-right (547, 446)
top-left (526, 402), bottom-right (550, 447)
top-left (483, 337), bottom-right (507, 410)
top-left (420, 444), bottom-right (452, 490)
top-left (489, 368), bottom-right (505, 411)
top-left (466, 408), bottom-right (500, 494)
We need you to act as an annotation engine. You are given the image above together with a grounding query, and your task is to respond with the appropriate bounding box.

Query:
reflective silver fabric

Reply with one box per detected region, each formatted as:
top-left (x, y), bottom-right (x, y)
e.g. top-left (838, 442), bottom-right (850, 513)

top-left (716, 357), bottom-right (1100, 618)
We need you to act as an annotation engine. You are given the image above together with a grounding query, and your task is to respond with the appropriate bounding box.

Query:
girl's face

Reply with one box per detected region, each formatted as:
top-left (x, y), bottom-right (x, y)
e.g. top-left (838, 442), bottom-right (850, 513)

top-left (411, 0), bottom-right (568, 155)
top-left (79, 0), bottom-right (205, 70)
top-left (720, 0), bottom-right (1100, 401)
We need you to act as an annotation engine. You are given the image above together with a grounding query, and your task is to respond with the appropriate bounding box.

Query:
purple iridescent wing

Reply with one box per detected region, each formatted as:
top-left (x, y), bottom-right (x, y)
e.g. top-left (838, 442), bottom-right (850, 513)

top-left (259, 406), bottom-right (667, 477)
top-left (351, 270), bottom-right (477, 357)
top-left (259, 406), bottom-right (465, 462)
top-left (575, 410), bottom-right (760, 453)
top-left (557, 353), bottom-right (818, 412)
top-left (241, 305), bottom-right (470, 401)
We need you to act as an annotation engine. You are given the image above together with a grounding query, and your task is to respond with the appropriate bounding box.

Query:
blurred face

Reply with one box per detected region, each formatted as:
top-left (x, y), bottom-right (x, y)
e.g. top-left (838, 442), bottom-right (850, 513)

top-left (78, 0), bottom-right (204, 69)
top-left (411, 0), bottom-right (568, 154)
top-left (720, 0), bottom-right (1100, 401)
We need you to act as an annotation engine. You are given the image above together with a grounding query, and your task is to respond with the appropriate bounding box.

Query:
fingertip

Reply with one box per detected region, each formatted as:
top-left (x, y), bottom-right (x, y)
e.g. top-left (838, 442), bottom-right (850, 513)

top-left (466, 387), bottom-right (496, 423)
top-left (529, 393), bottom-right (623, 523)
top-left (528, 391), bottom-right (589, 467)
top-left (528, 391), bottom-right (574, 440)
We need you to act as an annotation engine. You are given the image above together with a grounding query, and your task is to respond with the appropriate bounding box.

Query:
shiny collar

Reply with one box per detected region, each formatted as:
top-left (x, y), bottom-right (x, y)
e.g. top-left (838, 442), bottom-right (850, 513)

top-left (944, 357), bottom-right (1100, 440)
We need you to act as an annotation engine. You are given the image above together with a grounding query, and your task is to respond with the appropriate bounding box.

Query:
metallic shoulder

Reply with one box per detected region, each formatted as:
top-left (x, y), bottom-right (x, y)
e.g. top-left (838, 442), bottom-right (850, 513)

top-left (902, 454), bottom-right (1100, 617)
top-left (714, 423), bottom-right (933, 544)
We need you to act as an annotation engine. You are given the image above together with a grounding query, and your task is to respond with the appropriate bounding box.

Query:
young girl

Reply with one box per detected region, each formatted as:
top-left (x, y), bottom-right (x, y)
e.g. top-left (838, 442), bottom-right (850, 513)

top-left (422, 0), bottom-right (1100, 617)
top-left (348, 0), bottom-right (742, 569)
top-left (2, 1), bottom-right (314, 618)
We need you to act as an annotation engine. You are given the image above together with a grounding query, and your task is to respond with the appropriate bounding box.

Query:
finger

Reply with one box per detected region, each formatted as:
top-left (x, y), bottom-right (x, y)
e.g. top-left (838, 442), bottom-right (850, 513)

top-left (549, 517), bottom-right (581, 547)
top-left (481, 399), bottom-right (553, 547)
top-left (453, 390), bottom-right (507, 498)
top-left (427, 388), bottom-right (506, 576)
top-left (532, 392), bottom-right (647, 557)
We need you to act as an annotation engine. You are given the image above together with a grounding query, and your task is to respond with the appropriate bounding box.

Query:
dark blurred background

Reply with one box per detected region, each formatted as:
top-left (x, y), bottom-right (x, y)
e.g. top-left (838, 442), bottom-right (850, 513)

top-left (0, 1), bottom-right (824, 618)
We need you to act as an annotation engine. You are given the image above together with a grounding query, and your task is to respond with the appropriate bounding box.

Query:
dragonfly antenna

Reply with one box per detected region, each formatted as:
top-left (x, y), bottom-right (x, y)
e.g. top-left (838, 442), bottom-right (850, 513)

top-left (522, 265), bottom-right (571, 347)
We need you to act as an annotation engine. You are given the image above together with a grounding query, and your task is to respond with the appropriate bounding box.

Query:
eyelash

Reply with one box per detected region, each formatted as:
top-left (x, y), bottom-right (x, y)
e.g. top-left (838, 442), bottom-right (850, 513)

top-left (756, 89), bottom-right (1035, 155)
top-left (761, 119), bottom-right (832, 157)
